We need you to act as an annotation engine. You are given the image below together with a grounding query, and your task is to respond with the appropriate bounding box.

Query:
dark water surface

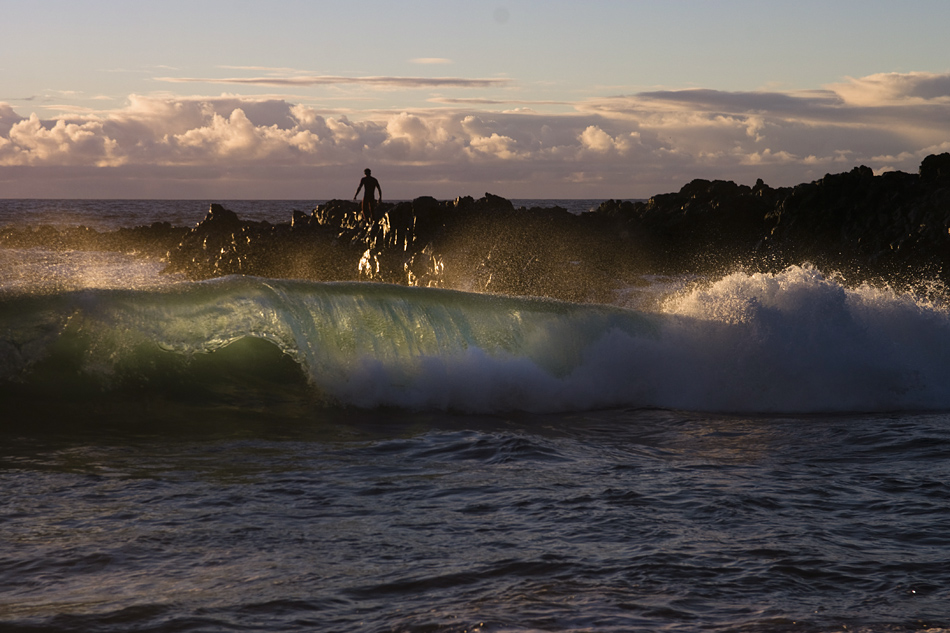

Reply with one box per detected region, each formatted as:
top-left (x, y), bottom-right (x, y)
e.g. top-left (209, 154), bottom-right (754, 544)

top-left (0, 199), bottom-right (605, 231)
top-left (2, 408), bottom-right (949, 633)
top-left (2, 200), bottom-right (949, 632)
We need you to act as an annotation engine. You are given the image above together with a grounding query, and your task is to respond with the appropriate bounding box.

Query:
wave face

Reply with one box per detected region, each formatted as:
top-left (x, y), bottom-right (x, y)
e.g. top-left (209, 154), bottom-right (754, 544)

top-left (3, 267), bottom-right (949, 414)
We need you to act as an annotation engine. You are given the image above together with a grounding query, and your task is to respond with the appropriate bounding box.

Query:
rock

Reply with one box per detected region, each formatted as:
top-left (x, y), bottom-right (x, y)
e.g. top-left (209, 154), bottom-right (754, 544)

top-left (311, 199), bottom-right (362, 230)
top-left (920, 152), bottom-right (950, 182)
top-left (7, 152), bottom-right (950, 297)
top-left (589, 154), bottom-right (950, 280)
top-left (474, 192), bottom-right (515, 212)
top-left (453, 195), bottom-right (474, 209)
top-left (291, 210), bottom-right (311, 229)
top-left (201, 203), bottom-right (242, 229)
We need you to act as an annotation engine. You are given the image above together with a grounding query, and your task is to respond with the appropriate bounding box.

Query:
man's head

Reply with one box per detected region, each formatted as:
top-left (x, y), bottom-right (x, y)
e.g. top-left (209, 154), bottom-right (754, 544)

top-left (364, 168), bottom-right (371, 176)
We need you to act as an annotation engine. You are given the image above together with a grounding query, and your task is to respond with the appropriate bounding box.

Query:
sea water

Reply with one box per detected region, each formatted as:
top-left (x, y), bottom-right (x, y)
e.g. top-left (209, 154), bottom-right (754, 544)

top-left (1, 201), bottom-right (949, 633)
top-left (0, 199), bottom-right (605, 231)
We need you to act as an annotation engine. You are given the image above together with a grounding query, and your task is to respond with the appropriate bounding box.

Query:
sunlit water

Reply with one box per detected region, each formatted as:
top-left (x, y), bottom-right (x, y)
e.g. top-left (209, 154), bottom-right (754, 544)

top-left (0, 199), bottom-right (605, 231)
top-left (1, 201), bottom-right (949, 633)
top-left (3, 410), bottom-right (949, 633)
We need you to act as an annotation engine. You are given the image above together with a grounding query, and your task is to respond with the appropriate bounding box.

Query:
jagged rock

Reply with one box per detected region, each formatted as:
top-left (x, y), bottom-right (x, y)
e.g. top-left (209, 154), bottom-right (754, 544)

top-left (593, 155), bottom-right (950, 280)
top-left (920, 152), bottom-right (950, 182)
top-left (201, 203), bottom-right (242, 229)
top-left (474, 192), bottom-right (515, 212)
top-left (291, 210), bottom-right (311, 229)
top-left (0, 219), bottom-right (185, 256)
top-left (6, 154), bottom-right (950, 299)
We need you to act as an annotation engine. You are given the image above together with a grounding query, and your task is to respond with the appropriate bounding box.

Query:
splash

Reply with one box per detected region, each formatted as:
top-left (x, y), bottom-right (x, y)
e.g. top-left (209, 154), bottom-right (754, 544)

top-left (2, 269), bottom-right (949, 414)
top-left (647, 265), bottom-right (950, 411)
top-left (0, 247), bottom-right (185, 294)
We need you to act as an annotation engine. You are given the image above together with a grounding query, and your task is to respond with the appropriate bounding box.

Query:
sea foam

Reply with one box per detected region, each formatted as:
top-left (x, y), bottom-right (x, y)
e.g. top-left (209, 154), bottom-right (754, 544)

top-left (2, 268), bottom-right (948, 414)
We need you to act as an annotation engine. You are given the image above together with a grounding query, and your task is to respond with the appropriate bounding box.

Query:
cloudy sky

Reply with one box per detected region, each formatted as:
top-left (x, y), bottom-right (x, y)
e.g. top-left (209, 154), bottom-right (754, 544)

top-left (2, 0), bottom-right (949, 199)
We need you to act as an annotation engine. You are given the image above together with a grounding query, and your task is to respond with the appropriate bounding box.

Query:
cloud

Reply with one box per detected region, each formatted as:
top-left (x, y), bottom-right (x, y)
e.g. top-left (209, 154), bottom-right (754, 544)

top-left (429, 97), bottom-right (572, 106)
top-left (2, 71), bottom-right (949, 198)
top-left (580, 126), bottom-right (617, 153)
top-left (431, 97), bottom-right (507, 105)
top-left (829, 71), bottom-right (950, 105)
top-left (1, 113), bottom-right (124, 167)
top-left (410, 58), bottom-right (452, 65)
top-left (155, 75), bottom-right (512, 89)
top-left (0, 103), bottom-right (25, 135)
top-left (219, 65), bottom-right (306, 73)
top-left (167, 108), bottom-right (314, 162)
top-left (631, 88), bottom-right (843, 116)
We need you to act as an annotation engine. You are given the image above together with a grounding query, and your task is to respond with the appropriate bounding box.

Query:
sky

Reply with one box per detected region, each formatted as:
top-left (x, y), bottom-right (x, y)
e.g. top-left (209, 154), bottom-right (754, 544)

top-left (1, 0), bottom-right (949, 199)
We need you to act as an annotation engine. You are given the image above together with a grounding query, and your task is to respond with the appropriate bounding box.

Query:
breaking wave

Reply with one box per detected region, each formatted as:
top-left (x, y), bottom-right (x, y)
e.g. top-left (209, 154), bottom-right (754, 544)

top-left (2, 267), bottom-right (949, 414)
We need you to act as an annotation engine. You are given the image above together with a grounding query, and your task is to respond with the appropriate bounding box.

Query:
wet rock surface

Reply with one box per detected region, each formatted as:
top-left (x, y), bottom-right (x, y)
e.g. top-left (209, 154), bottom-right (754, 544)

top-left (0, 220), bottom-right (188, 259)
top-left (3, 153), bottom-right (949, 301)
top-left (595, 152), bottom-right (950, 282)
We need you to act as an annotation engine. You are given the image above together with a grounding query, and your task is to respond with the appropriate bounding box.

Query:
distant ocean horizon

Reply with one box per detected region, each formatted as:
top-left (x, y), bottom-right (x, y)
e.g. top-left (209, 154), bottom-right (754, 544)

top-left (0, 198), bottom-right (621, 231)
top-left (2, 196), bottom-right (949, 633)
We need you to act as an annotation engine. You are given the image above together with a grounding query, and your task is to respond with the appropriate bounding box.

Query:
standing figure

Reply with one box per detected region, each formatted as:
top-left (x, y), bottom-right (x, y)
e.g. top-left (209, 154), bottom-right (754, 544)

top-left (354, 168), bottom-right (382, 223)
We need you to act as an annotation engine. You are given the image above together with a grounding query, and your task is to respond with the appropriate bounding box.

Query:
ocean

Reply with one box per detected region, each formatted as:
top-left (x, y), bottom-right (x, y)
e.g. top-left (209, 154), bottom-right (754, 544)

top-left (1, 200), bottom-right (949, 633)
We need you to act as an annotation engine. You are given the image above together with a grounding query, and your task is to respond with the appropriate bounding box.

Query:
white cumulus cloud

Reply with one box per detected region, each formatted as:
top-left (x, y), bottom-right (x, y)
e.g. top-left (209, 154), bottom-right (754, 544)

top-left (1, 70), bottom-right (949, 197)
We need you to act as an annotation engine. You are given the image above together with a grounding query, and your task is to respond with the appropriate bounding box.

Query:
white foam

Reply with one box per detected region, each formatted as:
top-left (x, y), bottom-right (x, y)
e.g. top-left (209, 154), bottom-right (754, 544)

top-left (0, 248), bottom-right (184, 293)
top-left (7, 271), bottom-right (947, 414)
top-left (302, 267), bottom-right (950, 413)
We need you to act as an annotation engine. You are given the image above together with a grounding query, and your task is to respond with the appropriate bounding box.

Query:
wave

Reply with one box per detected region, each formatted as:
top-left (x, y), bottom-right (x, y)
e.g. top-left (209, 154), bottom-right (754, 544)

top-left (2, 268), bottom-right (949, 414)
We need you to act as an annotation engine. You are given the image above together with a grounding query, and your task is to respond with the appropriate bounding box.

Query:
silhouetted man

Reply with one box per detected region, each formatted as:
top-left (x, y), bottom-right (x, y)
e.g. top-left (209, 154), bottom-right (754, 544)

top-left (354, 168), bottom-right (382, 222)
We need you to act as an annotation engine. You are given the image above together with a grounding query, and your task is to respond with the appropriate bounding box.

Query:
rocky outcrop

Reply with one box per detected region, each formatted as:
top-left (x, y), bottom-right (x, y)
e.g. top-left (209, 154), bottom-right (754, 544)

top-left (301, 194), bottom-right (642, 302)
top-left (594, 153), bottom-right (950, 280)
top-left (0, 220), bottom-right (187, 257)
top-left (162, 203), bottom-right (363, 281)
top-left (4, 153), bottom-right (949, 300)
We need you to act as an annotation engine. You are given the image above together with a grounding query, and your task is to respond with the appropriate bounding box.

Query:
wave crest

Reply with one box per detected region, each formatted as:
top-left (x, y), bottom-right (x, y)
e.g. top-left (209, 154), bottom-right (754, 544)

top-left (2, 269), bottom-right (949, 414)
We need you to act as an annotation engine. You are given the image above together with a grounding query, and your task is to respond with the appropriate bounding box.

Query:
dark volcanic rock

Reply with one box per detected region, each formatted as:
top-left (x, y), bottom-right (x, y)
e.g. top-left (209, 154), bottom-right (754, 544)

top-left (596, 178), bottom-right (778, 271)
top-left (0, 220), bottom-right (186, 257)
top-left (319, 193), bottom-right (646, 302)
top-left (760, 160), bottom-right (950, 277)
top-left (920, 152), bottom-right (950, 182)
top-left (5, 153), bottom-right (950, 300)
top-left (595, 154), bottom-right (950, 281)
top-left (163, 203), bottom-right (362, 281)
